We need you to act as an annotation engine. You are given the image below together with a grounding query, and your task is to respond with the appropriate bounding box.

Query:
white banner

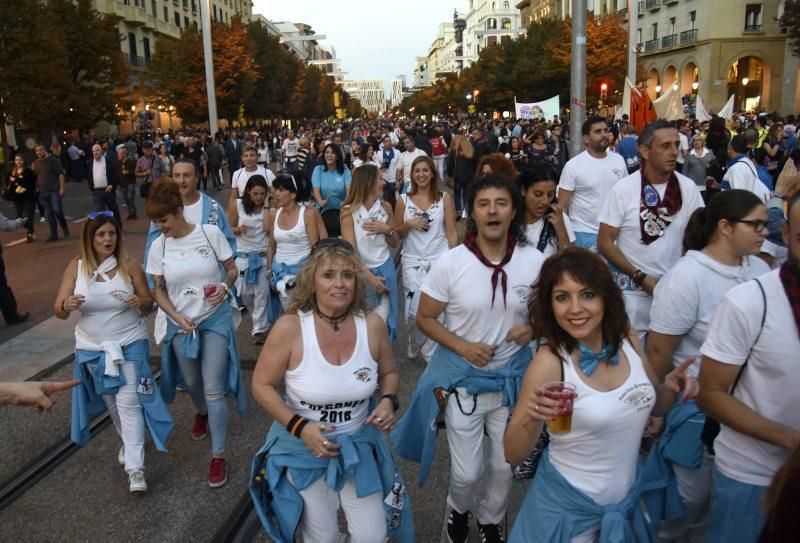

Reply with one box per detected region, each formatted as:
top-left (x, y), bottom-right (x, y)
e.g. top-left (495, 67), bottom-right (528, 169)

top-left (515, 95), bottom-right (560, 120)
top-left (695, 95), bottom-right (712, 122)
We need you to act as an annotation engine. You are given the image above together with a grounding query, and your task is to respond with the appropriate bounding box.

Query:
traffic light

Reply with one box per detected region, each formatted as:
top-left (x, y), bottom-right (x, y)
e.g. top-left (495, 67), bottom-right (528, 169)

top-left (599, 82), bottom-right (608, 103)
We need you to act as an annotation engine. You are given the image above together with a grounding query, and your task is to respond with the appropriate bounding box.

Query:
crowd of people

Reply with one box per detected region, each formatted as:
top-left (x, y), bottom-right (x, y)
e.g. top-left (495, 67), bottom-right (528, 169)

top-left (1, 109), bottom-right (800, 543)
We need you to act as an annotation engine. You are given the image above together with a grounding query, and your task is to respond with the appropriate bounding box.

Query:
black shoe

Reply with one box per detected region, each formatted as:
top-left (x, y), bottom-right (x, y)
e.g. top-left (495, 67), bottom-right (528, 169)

top-left (62, 230), bottom-right (70, 238)
top-left (26, 234), bottom-right (35, 243)
top-left (447, 509), bottom-right (471, 543)
top-left (477, 522), bottom-right (505, 543)
top-left (127, 215), bottom-right (137, 220)
top-left (45, 235), bottom-right (59, 243)
top-left (8, 312), bottom-right (30, 325)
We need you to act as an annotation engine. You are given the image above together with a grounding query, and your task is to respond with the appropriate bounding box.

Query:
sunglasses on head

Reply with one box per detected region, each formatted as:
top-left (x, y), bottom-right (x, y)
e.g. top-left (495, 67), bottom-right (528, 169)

top-left (312, 238), bottom-right (354, 253)
top-left (87, 211), bottom-right (114, 220)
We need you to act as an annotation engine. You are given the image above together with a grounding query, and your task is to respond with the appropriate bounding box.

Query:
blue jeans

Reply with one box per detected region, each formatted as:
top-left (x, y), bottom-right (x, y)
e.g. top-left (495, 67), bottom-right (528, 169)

top-left (91, 188), bottom-right (121, 223)
top-left (37, 191), bottom-right (68, 237)
top-left (708, 468), bottom-right (767, 543)
top-left (171, 329), bottom-right (230, 455)
top-left (120, 184), bottom-right (137, 217)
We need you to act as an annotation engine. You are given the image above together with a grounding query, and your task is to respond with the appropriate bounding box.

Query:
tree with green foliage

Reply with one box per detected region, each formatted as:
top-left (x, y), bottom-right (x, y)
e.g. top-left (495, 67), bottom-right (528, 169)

top-left (244, 22), bottom-right (304, 120)
top-left (780, 0), bottom-right (800, 57)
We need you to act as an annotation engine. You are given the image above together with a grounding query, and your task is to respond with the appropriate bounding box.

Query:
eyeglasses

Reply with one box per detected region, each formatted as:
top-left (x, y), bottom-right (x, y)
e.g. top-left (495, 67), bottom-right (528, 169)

top-left (87, 211), bottom-right (114, 220)
top-left (733, 219), bottom-right (768, 233)
top-left (312, 238), bottom-right (354, 253)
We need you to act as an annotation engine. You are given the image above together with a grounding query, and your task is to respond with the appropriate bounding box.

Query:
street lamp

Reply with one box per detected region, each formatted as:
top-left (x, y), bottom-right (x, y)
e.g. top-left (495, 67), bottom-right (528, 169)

top-left (655, 85), bottom-right (662, 94)
top-left (692, 82), bottom-right (699, 91)
top-left (742, 77), bottom-right (750, 86)
top-left (466, 93), bottom-right (473, 101)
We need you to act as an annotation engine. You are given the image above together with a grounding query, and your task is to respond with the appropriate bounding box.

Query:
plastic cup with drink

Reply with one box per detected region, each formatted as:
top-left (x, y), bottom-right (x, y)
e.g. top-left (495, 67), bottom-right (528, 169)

top-left (542, 381), bottom-right (577, 435)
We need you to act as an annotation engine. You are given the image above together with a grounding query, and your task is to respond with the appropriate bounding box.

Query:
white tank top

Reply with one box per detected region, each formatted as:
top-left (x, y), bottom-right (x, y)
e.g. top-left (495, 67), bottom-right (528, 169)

top-left (548, 340), bottom-right (655, 505)
top-left (400, 193), bottom-right (450, 264)
top-left (273, 204), bottom-right (311, 265)
top-left (347, 200), bottom-right (391, 268)
top-left (74, 259), bottom-right (148, 347)
top-left (284, 311), bottom-right (378, 437)
top-left (234, 199), bottom-right (268, 253)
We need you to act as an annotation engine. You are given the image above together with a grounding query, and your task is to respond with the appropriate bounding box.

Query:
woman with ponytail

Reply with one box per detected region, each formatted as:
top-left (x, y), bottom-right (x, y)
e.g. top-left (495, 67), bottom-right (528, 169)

top-left (642, 189), bottom-right (770, 541)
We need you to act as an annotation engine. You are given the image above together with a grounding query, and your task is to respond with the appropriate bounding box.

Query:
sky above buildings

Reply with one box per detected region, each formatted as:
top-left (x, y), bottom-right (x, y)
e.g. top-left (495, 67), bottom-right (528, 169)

top-left (252, 0), bottom-right (457, 88)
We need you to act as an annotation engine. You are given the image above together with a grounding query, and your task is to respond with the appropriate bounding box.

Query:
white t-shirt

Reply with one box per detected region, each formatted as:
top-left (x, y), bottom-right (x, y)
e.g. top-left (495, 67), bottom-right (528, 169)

top-left (700, 269), bottom-right (800, 486)
top-left (232, 166), bottom-right (275, 198)
top-left (146, 224), bottom-right (233, 325)
top-left (650, 250), bottom-right (770, 377)
top-left (559, 150), bottom-right (627, 234)
top-left (525, 215), bottom-right (576, 259)
top-left (282, 138), bottom-right (300, 158)
top-left (597, 170), bottom-right (704, 277)
top-left (722, 158), bottom-right (771, 204)
top-left (397, 148), bottom-right (427, 184)
top-left (182, 195), bottom-right (203, 225)
top-left (677, 132), bottom-right (689, 165)
top-left (421, 244), bottom-right (545, 369)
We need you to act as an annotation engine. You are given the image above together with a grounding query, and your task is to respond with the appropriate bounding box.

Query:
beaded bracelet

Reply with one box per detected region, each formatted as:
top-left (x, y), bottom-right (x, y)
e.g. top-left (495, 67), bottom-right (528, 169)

top-left (287, 414), bottom-right (309, 437)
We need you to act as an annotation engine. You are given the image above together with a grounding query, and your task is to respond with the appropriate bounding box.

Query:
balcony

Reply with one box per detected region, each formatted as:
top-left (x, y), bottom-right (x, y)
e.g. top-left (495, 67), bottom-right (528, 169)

top-left (644, 38), bottom-right (658, 53)
top-left (680, 28), bottom-right (698, 44)
top-left (744, 23), bottom-right (763, 32)
top-left (646, 0), bottom-right (661, 10)
top-left (666, 0), bottom-right (678, 4)
top-left (123, 53), bottom-right (150, 68)
top-left (661, 34), bottom-right (677, 48)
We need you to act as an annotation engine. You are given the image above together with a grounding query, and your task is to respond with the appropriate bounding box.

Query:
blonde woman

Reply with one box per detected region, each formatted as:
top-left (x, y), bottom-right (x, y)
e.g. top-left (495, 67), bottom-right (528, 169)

top-left (340, 164), bottom-right (399, 341)
top-left (55, 212), bottom-right (173, 493)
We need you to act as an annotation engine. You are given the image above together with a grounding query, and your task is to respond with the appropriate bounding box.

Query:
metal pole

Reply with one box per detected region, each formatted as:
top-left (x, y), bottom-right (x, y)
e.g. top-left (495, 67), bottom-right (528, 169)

top-left (627, 0), bottom-right (638, 86)
top-left (569, 0), bottom-right (587, 158)
top-left (199, 0), bottom-right (218, 136)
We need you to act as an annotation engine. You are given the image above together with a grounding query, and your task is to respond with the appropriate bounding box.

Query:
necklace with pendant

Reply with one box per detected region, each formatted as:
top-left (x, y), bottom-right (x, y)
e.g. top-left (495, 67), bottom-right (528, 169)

top-left (314, 305), bottom-right (349, 335)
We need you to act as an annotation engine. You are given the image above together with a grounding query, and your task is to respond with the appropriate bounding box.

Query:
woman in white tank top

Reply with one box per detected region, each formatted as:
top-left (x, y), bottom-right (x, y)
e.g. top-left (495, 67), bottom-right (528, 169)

top-left (341, 163), bottom-right (400, 341)
top-left (55, 212), bottom-right (171, 493)
top-left (269, 174), bottom-right (320, 309)
top-left (251, 240), bottom-right (410, 542)
top-left (394, 155), bottom-right (458, 361)
top-left (227, 174), bottom-right (272, 344)
top-left (505, 248), bottom-right (699, 542)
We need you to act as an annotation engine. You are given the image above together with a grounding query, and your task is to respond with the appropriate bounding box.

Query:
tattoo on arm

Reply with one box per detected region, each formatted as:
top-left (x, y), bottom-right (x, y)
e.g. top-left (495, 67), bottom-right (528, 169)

top-left (157, 278), bottom-right (167, 294)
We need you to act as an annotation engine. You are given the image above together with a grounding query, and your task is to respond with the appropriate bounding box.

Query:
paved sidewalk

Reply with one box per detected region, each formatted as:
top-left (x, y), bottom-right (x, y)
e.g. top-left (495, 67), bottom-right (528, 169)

top-left (0, 313), bottom-right (79, 382)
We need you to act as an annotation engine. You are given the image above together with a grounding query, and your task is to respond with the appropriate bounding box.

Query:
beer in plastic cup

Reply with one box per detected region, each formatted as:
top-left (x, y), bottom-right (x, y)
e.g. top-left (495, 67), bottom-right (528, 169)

top-left (203, 284), bottom-right (218, 298)
top-left (543, 381), bottom-right (576, 435)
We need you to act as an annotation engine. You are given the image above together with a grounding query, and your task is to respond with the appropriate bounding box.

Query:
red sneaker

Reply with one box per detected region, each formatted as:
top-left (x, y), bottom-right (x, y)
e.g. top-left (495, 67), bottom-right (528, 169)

top-left (191, 413), bottom-right (209, 440)
top-left (208, 458), bottom-right (227, 488)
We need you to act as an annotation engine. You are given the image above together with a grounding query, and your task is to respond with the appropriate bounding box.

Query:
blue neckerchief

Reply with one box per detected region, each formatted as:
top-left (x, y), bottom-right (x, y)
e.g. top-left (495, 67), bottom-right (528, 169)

top-left (160, 303), bottom-right (246, 414)
top-left (71, 339), bottom-right (174, 451)
top-left (509, 450), bottom-right (651, 543)
top-left (392, 344), bottom-right (531, 486)
top-left (250, 420), bottom-right (414, 543)
top-left (577, 342), bottom-right (620, 376)
top-left (382, 148), bottom-right (395, 165)
top-left (725, 153), bottom-right (748, 171)
top-left (236, 251), bottom-right (265, 285)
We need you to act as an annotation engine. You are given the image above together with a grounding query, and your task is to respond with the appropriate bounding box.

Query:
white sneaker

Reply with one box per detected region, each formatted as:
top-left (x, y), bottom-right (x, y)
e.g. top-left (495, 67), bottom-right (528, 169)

top-left (39, 217), bottom-right (46, 223)
top-left (129, 470), bottom-right (147, 492)
top-left (118, 446), bottom-right (125, 465)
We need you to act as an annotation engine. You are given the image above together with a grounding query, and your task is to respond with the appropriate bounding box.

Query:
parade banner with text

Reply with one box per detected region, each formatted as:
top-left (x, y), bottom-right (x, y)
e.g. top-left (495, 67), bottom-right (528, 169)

top-left (514, 95), bottom-right (560, 120)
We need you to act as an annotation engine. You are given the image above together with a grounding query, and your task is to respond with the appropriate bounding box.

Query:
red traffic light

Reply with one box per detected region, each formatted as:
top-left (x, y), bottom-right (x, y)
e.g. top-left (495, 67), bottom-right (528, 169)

top-left (600, 82), bottom-right (608, 91)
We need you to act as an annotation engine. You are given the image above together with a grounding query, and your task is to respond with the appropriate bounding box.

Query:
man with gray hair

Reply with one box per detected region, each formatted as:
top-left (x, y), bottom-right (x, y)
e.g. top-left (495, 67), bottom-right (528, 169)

top-left (88, 143), bottom-right (121, 224)
top-left (598, 119), bottom-right (704, 339)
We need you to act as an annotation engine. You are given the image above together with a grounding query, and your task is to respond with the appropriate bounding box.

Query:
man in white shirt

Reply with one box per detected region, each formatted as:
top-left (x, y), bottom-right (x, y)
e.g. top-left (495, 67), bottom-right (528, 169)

top-left (88, 144), bottom-right (121, 224)
top-left (229, 145), bottom-right (276, 207)
top-left (396, 136), bottom-right (427, 194)
top-left (698, 192), bottom-right (800, 543)
top-left (597, 120), bottom-right (704, 338)
top-left (281, 129), bottom-right (300, 175)
top-left (379, 135), bottom-right (401, 208)
top-left (557, 115), bottom-right (627, 252)
top-left (676, 120), bottom-right (690, 173)
top-left (723, 135), bottom-right (771, 203)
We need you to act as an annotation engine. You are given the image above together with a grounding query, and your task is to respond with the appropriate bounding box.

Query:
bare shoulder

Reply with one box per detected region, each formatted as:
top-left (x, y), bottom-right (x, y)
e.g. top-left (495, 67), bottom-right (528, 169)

top-left (365, 311), bottom-right (388, 335)
top-left (270, 313), bottom-right (301, 337)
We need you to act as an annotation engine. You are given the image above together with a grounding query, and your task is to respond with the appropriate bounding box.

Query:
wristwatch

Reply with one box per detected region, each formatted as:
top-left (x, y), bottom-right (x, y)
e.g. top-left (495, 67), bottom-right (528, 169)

top-left (380, 394), bottom-right (400, 411)
top-left (631, 269), bottom-right (647, 286)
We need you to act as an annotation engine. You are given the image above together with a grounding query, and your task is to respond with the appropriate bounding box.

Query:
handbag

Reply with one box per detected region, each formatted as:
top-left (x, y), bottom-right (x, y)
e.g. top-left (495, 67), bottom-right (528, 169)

top-left (445, 153), bottom-right (457, 189)
top-left (139, 155), bottom-right (156, 198)
top-left (2, 175), bottom-right (24, 202)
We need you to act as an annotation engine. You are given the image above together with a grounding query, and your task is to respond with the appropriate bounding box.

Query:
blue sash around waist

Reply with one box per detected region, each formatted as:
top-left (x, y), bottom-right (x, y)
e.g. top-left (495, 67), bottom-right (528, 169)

top-left (236, 250), bottom-right (266, 285)
top-left (367, 256), bottom-right (398, 342)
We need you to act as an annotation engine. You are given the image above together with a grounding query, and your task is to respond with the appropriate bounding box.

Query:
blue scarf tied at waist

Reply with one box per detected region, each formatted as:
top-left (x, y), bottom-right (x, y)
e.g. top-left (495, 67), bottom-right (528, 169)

top-left (237, 251), bottom-right (266, 285)
top-left (250, 420), bottom-right (414, 543)
top-left (366, 256), bottom-right (399, 342)
top-left (391, 344), bottom-right (531, 486)
top-left (160, 303), bottom-right (246, 414)
top-left (510, 450), bottom-right (651, 543)
top-left (270, 258), bottom-right (308, 289)
top-left (71, 338), bottom-right (174, 450)
top-left (641, 399), bottom-right (705, 537)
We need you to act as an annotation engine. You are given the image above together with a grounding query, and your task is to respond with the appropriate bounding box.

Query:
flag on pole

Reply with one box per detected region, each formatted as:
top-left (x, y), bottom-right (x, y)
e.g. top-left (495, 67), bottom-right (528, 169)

top-left (653, 83), bottom-right (683, 120)
top-left (514, 95), bottom-right (560, 120)
top-left (717, 95), bottom-right (735, 120)
top-left (695, 95), bottom-right (712, 122)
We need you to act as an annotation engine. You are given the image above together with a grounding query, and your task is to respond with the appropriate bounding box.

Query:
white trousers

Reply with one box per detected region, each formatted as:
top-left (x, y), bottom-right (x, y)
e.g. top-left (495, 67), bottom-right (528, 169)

top-left (103, 361), bottom-right (145, 473)
top-left (234, 259), bottom-right (271, 335)
top-left (445, 389), bottom-right (513, 525)
top-left (623, 291), bottom-right (652, 343)
top-left (657, 452), bottom-right (713, 543)
top-left (433, 155), bottom-right (447, 179)
top-left (290, 474), bottom-right (387, 543)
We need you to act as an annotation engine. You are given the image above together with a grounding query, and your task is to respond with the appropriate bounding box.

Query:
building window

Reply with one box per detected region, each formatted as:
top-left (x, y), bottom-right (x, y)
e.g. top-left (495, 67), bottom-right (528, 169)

top-left (142, 37), bottom-right (151, 61)
top-left (128, 32), bottom-right (137, 60)
top-left (669, 17), bottom-right (675, 34)
top-left (182, 0), bottom-right (187, 8)
top-left (163, 5), bottom-right (168, 21)
top-left (191, 0), bottom-right (196, 12)
top-left (501, 17), bottom-right (512, 29)
top-left (651, 22), bottom-right (658, 39)
top-left (745, 4), bottom-right (763, 31)
top-left (637, 28), bottom-right (642, 44)
top-left (689, 10), bottom-right (696, 28)
top-left (184, 15), bottom-right (189, 27)
top-left (213, 4), bottom-right (217, 20)
top-left (175, 10), bottom-right (180, 26)
top-left (486, 18), bottom-right (497, 30)
top-left (504, 1), bottom-right (509, 8)
top-left (151, 0), bottom-right (156, 16)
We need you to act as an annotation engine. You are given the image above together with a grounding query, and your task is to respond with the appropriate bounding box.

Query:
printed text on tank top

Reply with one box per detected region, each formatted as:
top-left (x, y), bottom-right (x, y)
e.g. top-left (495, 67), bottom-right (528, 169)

top-left (276, 204), bottom-right (303, 238)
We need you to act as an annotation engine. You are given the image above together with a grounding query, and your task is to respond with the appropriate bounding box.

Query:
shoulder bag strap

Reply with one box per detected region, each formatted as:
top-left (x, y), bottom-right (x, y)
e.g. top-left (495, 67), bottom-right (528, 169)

top-left (730, 278), bottom-right (767, 395)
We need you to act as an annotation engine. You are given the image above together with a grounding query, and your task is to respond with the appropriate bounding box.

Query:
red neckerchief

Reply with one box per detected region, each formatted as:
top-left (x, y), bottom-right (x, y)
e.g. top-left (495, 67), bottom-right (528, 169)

top-left (463, 231), bottom-right (517, 309)
top-left (780, 261), bottom-right (800, 338)
top-left (639, 168), bottom-right (682, 245)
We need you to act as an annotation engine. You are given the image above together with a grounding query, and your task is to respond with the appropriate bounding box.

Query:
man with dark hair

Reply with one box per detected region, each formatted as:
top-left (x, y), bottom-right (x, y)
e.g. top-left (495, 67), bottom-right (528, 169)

top-left (722, 134), bottom-right (770, 203)
top-left (698, 192), bottom-right (800, 543)
top-left (117, 147), bottom-right (138, 220)
top-left (224, 129), bottom-right (243, 177)
top-left (470, 128), bottom-right (492, 164)
top-left (598, 119), bottom-right (704, 338)
top-left (558, 115), bottom-right (627, 251)
top-left (32, 143), bottom-right (68, 242)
